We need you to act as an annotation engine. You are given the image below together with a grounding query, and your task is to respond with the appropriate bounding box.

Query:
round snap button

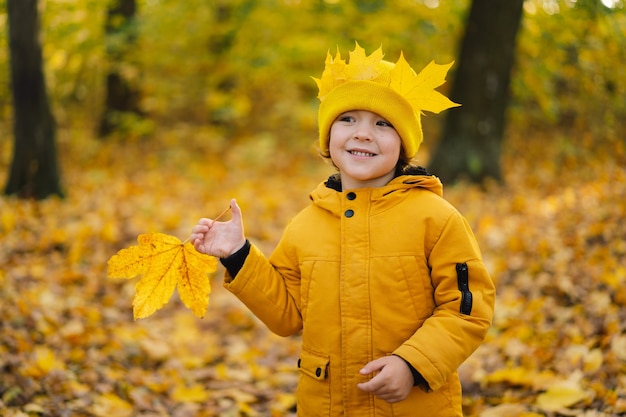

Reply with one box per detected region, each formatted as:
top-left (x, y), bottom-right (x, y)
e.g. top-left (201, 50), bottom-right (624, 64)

top-left (315, 368), bottom-right (322, 377)
top-left (346, 192), bottom-right (356, 200)
top-left (345, 209), bottom-right (354, 218)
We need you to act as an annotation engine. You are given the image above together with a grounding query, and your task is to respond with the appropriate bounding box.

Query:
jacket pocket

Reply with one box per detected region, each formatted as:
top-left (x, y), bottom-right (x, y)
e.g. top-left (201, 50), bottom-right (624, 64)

top-left (297, 348), bottom-right (331, 416)
top-left (298, 348), bottom-right (329, 380)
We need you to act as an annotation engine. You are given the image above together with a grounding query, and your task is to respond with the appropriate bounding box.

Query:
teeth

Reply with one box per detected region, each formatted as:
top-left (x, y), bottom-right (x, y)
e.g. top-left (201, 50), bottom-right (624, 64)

top-left (350, 150), bottom-right (374, 157)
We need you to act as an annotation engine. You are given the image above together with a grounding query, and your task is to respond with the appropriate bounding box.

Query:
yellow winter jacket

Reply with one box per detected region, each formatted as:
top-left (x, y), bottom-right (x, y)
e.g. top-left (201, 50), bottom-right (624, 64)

top-left (224, 174), bottom-right (495, 417)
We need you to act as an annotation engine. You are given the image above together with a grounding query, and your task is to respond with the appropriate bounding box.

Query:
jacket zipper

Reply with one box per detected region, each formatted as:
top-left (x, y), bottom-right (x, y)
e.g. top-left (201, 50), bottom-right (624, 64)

top-left (456, 263), bottom-right (473, 315)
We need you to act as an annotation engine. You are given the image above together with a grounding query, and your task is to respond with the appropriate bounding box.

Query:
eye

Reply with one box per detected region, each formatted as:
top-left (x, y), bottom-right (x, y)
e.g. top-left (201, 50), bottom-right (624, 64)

top-left (337, 115), bottom-right (355, 123)
top-left (377, 120), bottom-right (394, 128)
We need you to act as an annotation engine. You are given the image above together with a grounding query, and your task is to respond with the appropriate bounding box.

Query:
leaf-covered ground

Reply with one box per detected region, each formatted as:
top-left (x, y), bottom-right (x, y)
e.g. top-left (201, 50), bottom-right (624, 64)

top-left (1, 128), bottom-right (625, 416)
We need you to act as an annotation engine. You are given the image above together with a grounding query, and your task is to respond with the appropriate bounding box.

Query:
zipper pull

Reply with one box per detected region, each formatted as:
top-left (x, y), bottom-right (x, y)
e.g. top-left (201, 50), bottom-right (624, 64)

top-left (456, 262), bottom-right (473, 315)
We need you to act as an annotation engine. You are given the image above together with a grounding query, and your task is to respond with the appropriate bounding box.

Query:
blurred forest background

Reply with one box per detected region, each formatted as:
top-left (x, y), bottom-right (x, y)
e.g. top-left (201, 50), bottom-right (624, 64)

top-left (1, 0), bottom-right (626, 416)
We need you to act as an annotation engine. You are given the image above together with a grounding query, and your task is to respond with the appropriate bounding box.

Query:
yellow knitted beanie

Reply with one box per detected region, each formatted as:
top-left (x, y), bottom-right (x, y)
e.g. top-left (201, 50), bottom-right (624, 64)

top-left (313, 42), bottom-right (460, 160)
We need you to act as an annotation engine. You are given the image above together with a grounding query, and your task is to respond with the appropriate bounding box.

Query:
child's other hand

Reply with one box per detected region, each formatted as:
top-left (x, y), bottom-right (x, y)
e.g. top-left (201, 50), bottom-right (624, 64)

top-left (357, 355), bottom-right (413, 403)
top-left (190, 199), bottom-right (246, 258)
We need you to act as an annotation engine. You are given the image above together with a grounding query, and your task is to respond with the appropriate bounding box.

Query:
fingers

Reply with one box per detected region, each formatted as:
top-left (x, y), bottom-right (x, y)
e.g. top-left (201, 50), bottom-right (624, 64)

top-left (357, 376), bottom-right (406, 403)
top-left (356, 358), bottom-right (386, 395)
top-left (192, 237), bottom-right (205, 253)
top-left (359, 357), bottom-right (385, 376)
top-left (357, 377), bottom-right (382, 393)
top-left (191, 221), bottom-right (210, 235)
top-left (189, 200), bottom-right (245, 257)
top-left (357, 378), bottom-right (402, 402)
top-left (189, 220), bottom-right (211, 253)
top-left (357, 356), bottom-right (413, 403)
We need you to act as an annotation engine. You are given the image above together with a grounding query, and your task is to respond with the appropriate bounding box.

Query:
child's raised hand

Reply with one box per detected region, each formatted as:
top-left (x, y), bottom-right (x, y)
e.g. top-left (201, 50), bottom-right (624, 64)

top-left (356, 355), bottom-right (414, 403)
top-left (190, 199), bottom-right (246, 259)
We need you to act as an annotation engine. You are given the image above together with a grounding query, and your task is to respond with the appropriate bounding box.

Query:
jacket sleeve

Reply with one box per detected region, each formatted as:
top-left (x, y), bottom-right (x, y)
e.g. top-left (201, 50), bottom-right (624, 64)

top-left (222, 231), bottom-right (303, 337)
top-left (393, 210), bottom-right (495, 391)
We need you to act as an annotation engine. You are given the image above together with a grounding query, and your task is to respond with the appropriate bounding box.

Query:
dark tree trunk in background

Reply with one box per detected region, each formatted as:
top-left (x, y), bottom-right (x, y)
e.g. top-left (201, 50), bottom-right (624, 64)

top-left (99, 0), bottom-right (141, 137)
top-left (428, 0), bottom-right (524, 183)
top-left (4, 0), bottom-right (64, 199)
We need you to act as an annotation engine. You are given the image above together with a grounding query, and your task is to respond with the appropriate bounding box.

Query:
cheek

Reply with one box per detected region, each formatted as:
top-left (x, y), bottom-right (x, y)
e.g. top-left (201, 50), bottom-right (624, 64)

top-left (327, 134), bottom-right (340, 164)
top-left (328, 128), bottom-right (342, 152)
top-left (385, 135), bottom-right (403, 157)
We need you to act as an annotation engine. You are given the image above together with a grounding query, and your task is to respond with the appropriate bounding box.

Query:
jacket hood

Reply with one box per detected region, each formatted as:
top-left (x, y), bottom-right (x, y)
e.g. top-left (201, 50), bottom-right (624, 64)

top-left (310, 173), bottom-right (444, 215)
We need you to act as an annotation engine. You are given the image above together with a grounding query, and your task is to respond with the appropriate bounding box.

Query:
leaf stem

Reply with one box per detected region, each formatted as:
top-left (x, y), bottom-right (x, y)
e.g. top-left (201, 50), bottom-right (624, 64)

top-left (181, 205), bottom-right (232, 245)
top-left (213, 205), bottom-right (232, 222)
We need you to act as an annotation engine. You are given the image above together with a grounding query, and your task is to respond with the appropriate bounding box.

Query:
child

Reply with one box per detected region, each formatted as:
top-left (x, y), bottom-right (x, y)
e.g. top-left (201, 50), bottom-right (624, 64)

top-left (190, 43), bottom-right (495, 417)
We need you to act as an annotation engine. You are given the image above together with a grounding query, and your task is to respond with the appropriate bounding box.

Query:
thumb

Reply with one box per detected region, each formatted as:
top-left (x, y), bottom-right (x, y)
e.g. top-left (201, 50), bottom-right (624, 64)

top-left (230, 198), bottom-right (243, 223)
top-left (360, 357), bottom-right (386, 376)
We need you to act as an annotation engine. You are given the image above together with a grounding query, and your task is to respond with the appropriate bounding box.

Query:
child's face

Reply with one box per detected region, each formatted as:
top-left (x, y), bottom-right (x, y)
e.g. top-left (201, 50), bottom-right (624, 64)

top-left (329, 110), bottom-right (402, 190)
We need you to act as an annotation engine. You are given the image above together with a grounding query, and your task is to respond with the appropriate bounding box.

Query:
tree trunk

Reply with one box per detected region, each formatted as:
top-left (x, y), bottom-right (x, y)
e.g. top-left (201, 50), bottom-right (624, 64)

top-left (428, 0), bottom-right (524, 184)
top-left (98, 0), bottom-right (141, 137)
top-left (4, 0), bottom-right (64, 199)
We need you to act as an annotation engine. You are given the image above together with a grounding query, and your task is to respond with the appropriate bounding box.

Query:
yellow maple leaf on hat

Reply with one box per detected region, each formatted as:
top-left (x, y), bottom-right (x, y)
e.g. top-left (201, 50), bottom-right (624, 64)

top-left (391, 54), bottom-right (460, 114)
top-left (345, 42), bottom-right (385, 80)
top-left (315, 48), bottom-right (347, 98)
top-left (107, 232), bottom-right (217, 319)
top-left (313, 41), bottom-right (460, 114)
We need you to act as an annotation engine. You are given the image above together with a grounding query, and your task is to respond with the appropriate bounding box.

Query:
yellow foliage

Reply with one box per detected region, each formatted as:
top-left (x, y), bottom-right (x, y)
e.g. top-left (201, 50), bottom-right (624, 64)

top-left (479, 404), bottom-right (529, 417)
top-left (535, 378), bottom-right (592, 412)
top-left (90, 393), bottom-right (134, 417)
top-left (107, 233), bottom-right (217, 319)
top-left (485, 366), bottom-right (544, 388)
top-left (171, 383), bottom-right (210, 403)
top-left (272, 392), bottom-right (297, 414)
top-left (20, 346), bottom-right (66, 378)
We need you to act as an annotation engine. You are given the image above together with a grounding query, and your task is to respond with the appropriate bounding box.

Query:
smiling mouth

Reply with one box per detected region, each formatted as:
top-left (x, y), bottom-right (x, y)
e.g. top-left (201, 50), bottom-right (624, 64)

top-left (349, 150), bottom-right (376, 157)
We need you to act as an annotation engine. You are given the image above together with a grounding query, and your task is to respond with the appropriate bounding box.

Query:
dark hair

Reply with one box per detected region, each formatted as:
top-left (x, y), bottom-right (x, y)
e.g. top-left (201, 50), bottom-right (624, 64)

top-left (395, 161), bottom-right (431, 176)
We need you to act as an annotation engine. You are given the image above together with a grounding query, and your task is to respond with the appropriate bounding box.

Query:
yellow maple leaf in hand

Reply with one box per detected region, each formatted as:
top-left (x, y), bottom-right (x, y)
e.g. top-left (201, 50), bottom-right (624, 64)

top-left (107, 233), bottom-right (217, 319)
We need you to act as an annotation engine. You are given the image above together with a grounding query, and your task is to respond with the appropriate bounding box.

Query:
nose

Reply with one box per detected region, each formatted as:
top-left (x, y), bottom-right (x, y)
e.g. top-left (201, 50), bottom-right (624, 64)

top-left (353, 122), bottom-right (373, 141)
